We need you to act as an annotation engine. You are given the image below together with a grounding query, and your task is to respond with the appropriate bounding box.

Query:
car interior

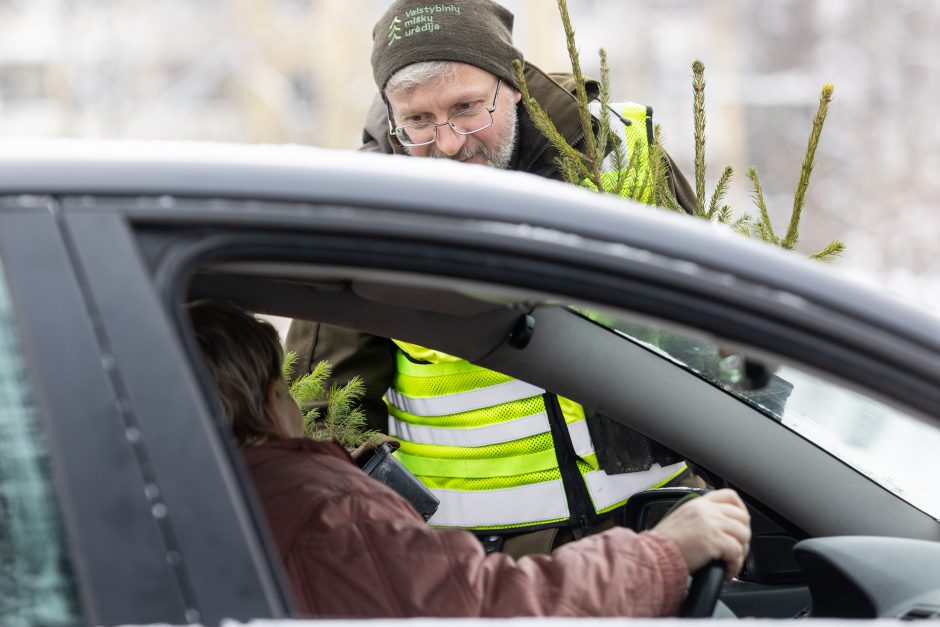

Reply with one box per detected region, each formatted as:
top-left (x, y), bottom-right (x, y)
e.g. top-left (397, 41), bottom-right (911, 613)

top-left (161, 227), bottom-right (940, 620)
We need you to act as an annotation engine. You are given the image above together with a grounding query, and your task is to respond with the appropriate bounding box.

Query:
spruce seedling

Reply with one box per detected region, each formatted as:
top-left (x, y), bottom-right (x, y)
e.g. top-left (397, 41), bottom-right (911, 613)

top-left (688, 61), bottom-right (843, 259)
top-left (514, 0), bottom-right (844, 260)
top-left (692, 60), bottom-right (709, 218)
top-left (282, 351), bottom-right (379, 448)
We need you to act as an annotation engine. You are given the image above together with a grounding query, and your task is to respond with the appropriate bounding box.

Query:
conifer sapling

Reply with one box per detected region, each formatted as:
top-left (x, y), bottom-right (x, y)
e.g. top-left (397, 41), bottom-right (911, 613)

top-left (282, 351), bottom-right (380, 449)
top-left (514, 1), bottom-right (845, 261)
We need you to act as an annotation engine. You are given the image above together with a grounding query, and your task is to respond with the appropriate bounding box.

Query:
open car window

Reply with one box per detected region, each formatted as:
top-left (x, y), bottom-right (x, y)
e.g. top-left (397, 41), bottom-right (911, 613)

top-left (590, 312), bottom-right (940, 520)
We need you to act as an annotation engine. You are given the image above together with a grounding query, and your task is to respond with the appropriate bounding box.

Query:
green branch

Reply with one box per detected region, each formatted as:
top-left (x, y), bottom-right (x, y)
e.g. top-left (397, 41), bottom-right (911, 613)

top-left (557, 0), bottom-right (597, 180)
top-left (284, 353), bottom-right (376, 448)
top-left (651, 126), bottom-right (682, 212)
top-left (692, 60), bottom-right (707, 217)
top-left (810, 239), bottom-right (846, 262)
top-left (513, 5), bottom-right (844, 262)
top-left (783, 83), bottom-right (834, 249)
top-left (708, 166), bottom-right (734, 220)
top-left (514, 60), bottom-right (594, 183)
top-left (746, 166), bottom-right (779, 245)
top-left (595, 48), bottom-right (611, 167)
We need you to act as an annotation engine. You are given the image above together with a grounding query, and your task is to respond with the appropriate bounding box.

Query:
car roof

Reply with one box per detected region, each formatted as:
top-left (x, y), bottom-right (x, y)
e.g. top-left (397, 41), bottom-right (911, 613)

top-left (2, 138), bottom-right (938, 356)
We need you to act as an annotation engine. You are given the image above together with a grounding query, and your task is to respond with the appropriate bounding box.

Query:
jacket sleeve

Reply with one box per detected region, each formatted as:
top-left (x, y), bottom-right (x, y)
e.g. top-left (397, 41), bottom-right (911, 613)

top-left (663, 150), bottom-right (697, 215)
top-left (450, 526), bottom-right (688, 617)
top-left (284, 320), bottom-right (398, 433)
top-left (279, 455), bottom-right (688, 618)
top-left (298, 515), bottom-right (688, 618)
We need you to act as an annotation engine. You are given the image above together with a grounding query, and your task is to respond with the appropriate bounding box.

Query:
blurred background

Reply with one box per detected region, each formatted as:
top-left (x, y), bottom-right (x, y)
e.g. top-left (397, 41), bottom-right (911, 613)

top-left (1, 0), bottom-right (937, 310)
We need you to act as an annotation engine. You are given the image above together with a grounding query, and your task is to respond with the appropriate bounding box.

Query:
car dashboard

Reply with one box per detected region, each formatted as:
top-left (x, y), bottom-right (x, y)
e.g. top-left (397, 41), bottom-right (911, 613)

top-left (794, 536), bottom-right (940, 619)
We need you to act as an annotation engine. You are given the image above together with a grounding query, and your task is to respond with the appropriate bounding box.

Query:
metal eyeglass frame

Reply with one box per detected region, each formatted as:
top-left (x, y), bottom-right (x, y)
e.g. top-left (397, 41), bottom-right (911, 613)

top-left (387, 79), bottom-right (502, 147)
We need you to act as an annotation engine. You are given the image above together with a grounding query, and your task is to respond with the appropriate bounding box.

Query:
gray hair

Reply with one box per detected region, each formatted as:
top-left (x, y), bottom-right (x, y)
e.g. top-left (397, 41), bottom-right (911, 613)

top-left (385, 61), bottom-right (461, 96)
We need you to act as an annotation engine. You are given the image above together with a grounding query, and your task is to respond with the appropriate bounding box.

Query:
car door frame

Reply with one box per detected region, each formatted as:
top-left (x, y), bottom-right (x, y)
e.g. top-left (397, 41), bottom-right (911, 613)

top-left (0, 197), bottom-right (292, 625)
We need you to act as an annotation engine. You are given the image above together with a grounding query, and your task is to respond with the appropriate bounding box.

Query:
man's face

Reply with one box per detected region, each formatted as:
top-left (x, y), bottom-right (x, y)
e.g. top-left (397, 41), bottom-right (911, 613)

top-left (386, 63), bottom-right (522, 168)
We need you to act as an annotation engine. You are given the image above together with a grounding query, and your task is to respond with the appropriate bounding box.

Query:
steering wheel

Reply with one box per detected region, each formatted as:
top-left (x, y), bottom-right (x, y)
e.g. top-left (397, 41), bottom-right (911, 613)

top-left (680, 560), bottom-right (725, 618)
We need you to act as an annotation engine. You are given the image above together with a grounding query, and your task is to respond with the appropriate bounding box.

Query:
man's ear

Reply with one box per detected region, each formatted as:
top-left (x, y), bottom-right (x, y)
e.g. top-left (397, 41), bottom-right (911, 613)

top-left (511, 87), bottom-right (522, 104)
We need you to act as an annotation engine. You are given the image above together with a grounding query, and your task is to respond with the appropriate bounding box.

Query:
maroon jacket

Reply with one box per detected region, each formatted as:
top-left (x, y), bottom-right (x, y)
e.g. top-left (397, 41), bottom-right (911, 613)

top-left (241, 438), bottom-right (688, 618)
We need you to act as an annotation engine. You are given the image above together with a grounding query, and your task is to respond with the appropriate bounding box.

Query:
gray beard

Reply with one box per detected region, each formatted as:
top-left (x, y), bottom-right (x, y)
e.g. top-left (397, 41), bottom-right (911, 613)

top-left (410, 103), bottom-right (518, 169)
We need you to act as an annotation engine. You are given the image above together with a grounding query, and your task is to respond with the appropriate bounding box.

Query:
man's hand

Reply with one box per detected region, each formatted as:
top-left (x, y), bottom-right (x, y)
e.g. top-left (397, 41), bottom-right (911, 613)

top-left (652, 489), bottom-right (751, 580)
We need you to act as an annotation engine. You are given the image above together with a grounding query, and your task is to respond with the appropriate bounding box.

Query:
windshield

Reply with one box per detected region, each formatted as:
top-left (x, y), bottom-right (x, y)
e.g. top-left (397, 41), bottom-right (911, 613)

top-left (602, 316), bottom-right (940, 520)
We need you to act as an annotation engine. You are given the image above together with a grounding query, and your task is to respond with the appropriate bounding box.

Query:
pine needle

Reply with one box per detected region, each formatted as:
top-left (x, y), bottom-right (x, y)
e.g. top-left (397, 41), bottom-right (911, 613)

top-left (557, 0), bottom-right (597, 177)
top-left (319, 377), bottom-right (374, 447)
top-left (609, 133), bottom-right (628, 196)
top-left (692, 60), bottom-right (708, 218)
top-left (290, 359), bottom-right (329, 405)
top-left (783, 83), bottom-right (834, 250)
top-left (732, 214), bottom-right (753, 237)
top-left (558, 155), bottom-right (582, 187)
top-left (622, 137), bottom-right (645, 200)
top-left (716, 205), bottom-right (733, 225)
top-left (595, 48), bottom-right (613, 173)
top-left (651, 126), bottom-right (682, 212)
top-left (286, 359), bottom-right (376, 448)
top-left (746, 166), bottom-right (779, 245)
top-left (281, 350), bottom-right (299, 381)
top-left (634, 168), bottom-right (652, 206)
top-left (708, 166), bottom-right (734, 220)
top-left (514, 60), bottom-right (593, 183)
top-left (810, 239), bottom-right (846, 261)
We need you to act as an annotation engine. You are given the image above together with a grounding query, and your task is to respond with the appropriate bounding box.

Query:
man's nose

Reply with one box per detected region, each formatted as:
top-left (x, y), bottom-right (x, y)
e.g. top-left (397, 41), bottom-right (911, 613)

top-left (433, 124), bottom-right (467, 157)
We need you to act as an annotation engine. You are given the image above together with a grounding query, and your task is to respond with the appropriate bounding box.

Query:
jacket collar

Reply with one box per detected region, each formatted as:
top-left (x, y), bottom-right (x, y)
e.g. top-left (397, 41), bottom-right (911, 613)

top-left (509, 63), bottom-right (598, 179)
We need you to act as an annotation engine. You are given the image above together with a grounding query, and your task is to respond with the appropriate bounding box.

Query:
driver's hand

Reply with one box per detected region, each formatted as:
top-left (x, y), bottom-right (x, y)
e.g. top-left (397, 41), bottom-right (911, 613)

top-left (651, 489), bottom-right (751, 580)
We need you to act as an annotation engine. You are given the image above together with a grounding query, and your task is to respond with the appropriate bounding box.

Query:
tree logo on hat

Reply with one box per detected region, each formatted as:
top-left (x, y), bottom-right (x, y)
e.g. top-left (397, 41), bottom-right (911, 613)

top-left (388, 15), bottom-right (402, 46)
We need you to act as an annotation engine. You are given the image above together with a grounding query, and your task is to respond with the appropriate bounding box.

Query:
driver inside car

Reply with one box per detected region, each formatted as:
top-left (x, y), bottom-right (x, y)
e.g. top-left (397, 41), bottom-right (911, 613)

top-left (188, 300), bottom-right (751, 618)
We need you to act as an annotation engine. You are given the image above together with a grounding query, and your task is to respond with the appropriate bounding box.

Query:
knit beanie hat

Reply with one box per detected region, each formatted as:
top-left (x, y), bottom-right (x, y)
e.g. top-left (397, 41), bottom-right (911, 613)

top-left (371, 0), bottom-right (524, 92)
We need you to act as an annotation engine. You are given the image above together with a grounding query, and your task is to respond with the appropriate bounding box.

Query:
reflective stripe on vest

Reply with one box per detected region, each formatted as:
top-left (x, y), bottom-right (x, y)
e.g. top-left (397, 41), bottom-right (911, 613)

top-left (426, 481), bottom-right (570, 528)
top-left (565, 418), bottom-right (595, 459)
top-left (387, 345), bottom-right (685, 529)
top-left (585, 461), bottom-right (687, 511)
top-left (389, 410), bottom-right (551, 447)
top-left (385, 379), bottom-right (545, 417)
top-left (564, 418), bottom-right (684, 511)
top-left (396, 447), bottom-right (559, 478)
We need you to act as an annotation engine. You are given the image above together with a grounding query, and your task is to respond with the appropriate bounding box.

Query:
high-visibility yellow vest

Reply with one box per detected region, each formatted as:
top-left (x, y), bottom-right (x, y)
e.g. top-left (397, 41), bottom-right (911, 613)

top-left (386, 341), bottom-right (685, 531)
top-left (583, 101), bottom-right (656, 202)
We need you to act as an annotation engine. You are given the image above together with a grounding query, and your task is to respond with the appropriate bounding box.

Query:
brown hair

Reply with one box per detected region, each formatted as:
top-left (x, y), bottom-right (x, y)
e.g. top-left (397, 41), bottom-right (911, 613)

top-left (188, 300), bottom-right (283, 446)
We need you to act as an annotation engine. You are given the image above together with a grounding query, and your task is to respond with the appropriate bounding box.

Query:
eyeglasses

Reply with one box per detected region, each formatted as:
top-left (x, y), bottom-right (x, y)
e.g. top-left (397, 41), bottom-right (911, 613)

top-left (388, 79), bottom-right (502, 147)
